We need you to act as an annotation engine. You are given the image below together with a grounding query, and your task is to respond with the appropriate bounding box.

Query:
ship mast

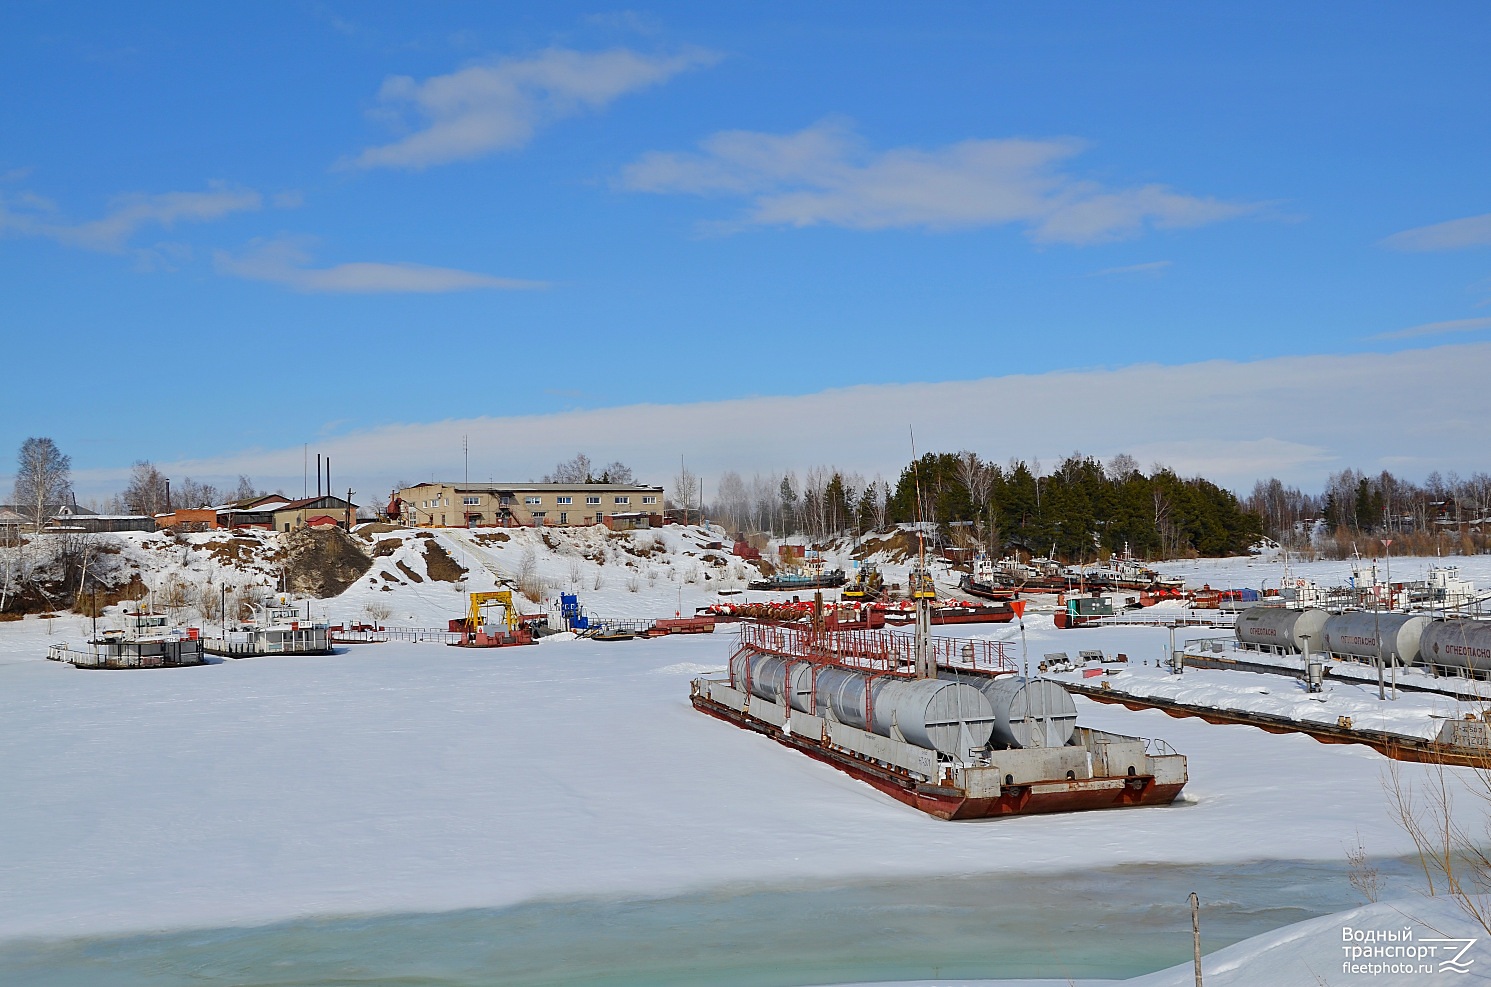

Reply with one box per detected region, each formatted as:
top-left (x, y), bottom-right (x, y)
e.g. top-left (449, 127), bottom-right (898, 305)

top-left (909, 428), bottom-right (936, 678)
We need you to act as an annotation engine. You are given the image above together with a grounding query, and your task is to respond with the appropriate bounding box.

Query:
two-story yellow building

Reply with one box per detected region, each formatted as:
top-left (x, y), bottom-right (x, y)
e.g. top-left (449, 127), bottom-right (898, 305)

top-left (397, 482), bottom-right (664, 528)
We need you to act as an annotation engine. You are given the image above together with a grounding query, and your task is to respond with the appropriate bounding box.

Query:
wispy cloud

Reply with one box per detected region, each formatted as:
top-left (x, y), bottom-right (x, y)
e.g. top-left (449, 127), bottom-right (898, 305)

top-left (1090, 260), bottom-right (1173, 277)
top-left (620, 119), bottom-right (1255, 244)
top-left (0, 183), bottom-right (263, 252)
top-left (1380, 212), bottom-right (1491, 252)
top-left (345, 46), bottom-right (717, 170)
top-left (214, 235), bottom-right (547, 293)
top-left (93, 341), bottom-right (1491, 501)
top-left (1372, 315), bottom-right (1491, 340)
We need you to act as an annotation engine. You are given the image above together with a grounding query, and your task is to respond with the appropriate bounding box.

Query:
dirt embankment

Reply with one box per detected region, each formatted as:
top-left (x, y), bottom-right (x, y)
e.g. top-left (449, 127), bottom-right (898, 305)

top-left (421, 538), bottom-right (466, 582)
top-left (282, 528), bottom-right (372, 598)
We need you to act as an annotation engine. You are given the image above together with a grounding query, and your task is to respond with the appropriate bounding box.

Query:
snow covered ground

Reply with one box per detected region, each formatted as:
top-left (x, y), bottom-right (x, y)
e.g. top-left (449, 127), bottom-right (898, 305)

top-left (0, 618), bottom-right (1484, 941)
top-left (6, 539), bottom-right (1491, 984)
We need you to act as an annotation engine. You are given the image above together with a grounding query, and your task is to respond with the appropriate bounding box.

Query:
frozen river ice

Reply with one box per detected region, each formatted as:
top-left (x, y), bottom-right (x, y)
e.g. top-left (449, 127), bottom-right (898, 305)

top-left (0, 858), bottom-right (1414, 986)
top-left (3, 575), bottom-right (1488, 983)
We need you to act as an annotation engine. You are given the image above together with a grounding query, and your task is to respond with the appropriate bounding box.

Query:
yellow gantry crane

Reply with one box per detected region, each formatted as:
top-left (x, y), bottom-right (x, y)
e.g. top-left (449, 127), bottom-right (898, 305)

top-left (467, 591), bottom-right (520, 633)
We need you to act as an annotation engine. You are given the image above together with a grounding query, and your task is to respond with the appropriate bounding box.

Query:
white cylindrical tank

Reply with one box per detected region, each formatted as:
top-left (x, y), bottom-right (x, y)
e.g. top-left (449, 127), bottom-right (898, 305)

top-left (868, 678), bottom-right (995, 758)
top-left (814, 666), bottom-right (874, 731)
top-left (730, 652), bottom-right (823, 714)
top-left (1419, 619), bottom-right (1491, 675)
top-left (979, 676), bottom-right (1078, 749)
top-left (733, 652), bottom-right (996, 758)
top-left (813, 666), bottom-right (994, 757)
top-left (1320, 611), bottom-right (1431, 665)
top-left (1234, 606), bottom-right (1329, 653)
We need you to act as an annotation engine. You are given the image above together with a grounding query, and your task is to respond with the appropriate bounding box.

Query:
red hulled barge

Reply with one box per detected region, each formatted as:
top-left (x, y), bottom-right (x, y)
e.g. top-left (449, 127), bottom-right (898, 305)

top-left (690, 589), bottom-right (1188, 820)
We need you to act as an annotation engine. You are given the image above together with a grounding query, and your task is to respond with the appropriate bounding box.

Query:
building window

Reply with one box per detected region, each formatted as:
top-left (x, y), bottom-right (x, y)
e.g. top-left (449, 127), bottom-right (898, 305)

top-left (556, 496), bottom-right (572, 505)
top-left (586, 496), bottom-right (600, 505)
top-left (532, 512), bottom-right (546, 525)
top-left (614, 496), bottom-right (629, 505)
top-left (525, 496), bottom-right (542, 506)
top-left (559, 512), bottom-right (568, 524)
top-left (463, 496), bottom-right (480, 506)
top-left (642, 496), bottom-right (657, 505)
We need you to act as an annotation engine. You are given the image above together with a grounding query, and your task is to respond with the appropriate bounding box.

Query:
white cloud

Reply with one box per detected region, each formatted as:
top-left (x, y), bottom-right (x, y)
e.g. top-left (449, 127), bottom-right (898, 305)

top-left (82, 342), bottom-right (1491, 502)
top-left (1381, 212), bottom-right (1491, 252)
top-left (620, 120), bottom-right (1254, 243)
top-left (0, 184), bottom-right (262, 252)
top-left (1091, 260), bottom-right (1173, 277)
top-left (213, 235), bottom-right (547, 293)
top-left (346, 47), bottom-right (717, 170)
top-left (1371, 316), bottom-right (1491, 340)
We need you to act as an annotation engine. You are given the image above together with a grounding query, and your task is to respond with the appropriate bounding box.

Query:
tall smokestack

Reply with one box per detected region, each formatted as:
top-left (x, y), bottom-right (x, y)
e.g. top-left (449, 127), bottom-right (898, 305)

top-left (316, 455), bottom-right (322, 498)
top-left (165, 478), bottom-right (171, 513)
top-left (326, 459), bottom-right (330, 501)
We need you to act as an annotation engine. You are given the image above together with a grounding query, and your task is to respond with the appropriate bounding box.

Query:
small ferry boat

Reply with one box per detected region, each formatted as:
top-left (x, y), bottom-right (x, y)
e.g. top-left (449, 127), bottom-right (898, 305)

top-left (204, 593), bottom-right (332, 657)
top-left (47, 611), bottom-right (207, 669)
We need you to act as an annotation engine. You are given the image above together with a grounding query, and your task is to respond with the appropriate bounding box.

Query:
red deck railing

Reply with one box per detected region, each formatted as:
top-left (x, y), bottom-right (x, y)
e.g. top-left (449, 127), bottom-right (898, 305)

top-left (737, 620), bottom-right (1016, 677)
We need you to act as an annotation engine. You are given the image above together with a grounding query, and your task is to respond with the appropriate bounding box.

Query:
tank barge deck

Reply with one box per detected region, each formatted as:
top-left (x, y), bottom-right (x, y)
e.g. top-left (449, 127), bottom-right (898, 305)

top-left (1065, 678), bottom-right (1491, 768)
top-left (690, 621), bottom-right (1188, 820)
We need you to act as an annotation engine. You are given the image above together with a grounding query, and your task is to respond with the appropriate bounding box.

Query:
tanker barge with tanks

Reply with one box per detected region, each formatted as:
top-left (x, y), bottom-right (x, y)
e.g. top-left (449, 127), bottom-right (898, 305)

top-left (1060, 603), bottom-right (1491, 766)
top-left (689, 590), bottom-right (1188, 820)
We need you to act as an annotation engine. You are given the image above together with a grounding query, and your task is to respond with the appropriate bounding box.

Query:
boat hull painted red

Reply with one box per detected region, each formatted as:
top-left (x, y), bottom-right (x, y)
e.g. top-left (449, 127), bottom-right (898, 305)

top-left (692, 693), bottom-right (1184, 821)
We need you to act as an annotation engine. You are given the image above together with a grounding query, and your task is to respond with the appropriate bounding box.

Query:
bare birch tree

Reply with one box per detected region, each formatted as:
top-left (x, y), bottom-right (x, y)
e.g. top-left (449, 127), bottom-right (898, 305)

top-left (123, 461), bottom-right (170, 516)
top-left (672, 463), bottom-right (700, 522)
top-left (13, 437), bottom-right (71, 531)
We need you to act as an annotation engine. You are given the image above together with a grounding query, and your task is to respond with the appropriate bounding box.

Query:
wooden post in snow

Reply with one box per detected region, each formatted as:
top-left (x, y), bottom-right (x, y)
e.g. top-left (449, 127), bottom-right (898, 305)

top-left (1190, 891), bottom-right (1203, 986)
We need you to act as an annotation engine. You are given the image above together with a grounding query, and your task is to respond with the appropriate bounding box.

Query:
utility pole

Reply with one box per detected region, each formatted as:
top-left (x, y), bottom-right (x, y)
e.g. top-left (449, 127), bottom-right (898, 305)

top-left (1190, 892), bottom-right (1204, 987)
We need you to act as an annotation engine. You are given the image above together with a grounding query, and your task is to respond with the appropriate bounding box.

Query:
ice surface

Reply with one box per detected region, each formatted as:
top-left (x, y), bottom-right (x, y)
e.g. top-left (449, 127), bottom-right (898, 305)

top-left (6, 540), bottom-right (1491, 985)
top-left (0, 623), bottom-right (1483, 944)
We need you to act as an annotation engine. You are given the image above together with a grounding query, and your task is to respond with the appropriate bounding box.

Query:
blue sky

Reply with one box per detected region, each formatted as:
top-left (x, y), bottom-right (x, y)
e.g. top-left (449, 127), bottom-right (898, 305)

top-left (2, 3), bottom-right (1489, 500)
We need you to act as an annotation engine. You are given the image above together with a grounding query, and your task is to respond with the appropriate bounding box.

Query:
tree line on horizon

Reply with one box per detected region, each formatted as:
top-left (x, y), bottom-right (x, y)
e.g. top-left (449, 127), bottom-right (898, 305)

top-left (10, 437), bottom-right (1491, 562)
top-left (1245, 468), bottom-right (1491, 558)
top-left (704, 451), bottom-right (1262, 560)
top-left (706, 453), bottom-right (1491, 562)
